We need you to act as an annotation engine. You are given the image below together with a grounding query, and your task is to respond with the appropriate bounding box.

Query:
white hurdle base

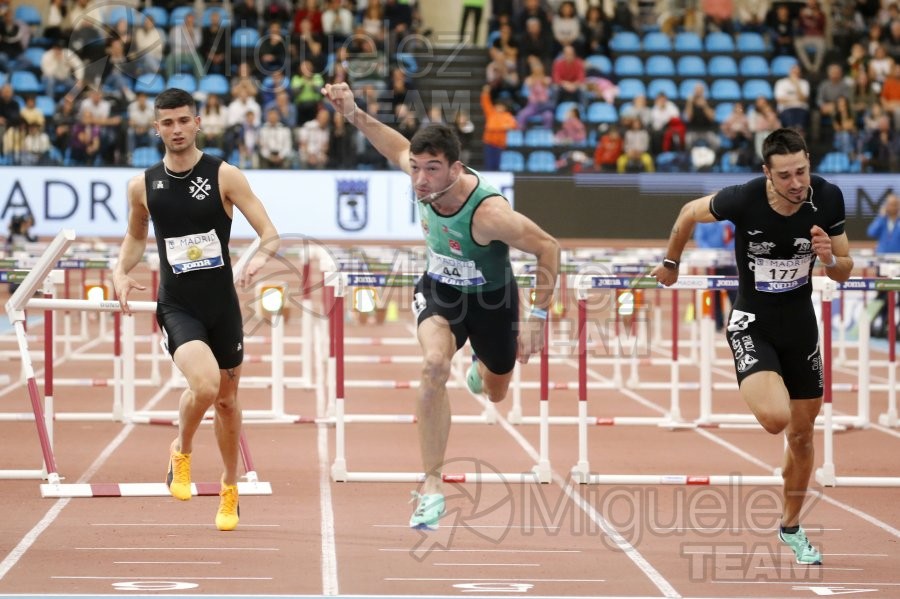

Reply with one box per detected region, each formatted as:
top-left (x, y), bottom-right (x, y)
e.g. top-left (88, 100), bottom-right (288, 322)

top-left (334, 471), bottom-right (549, 484)
top-left (581, 474), bottom-right (783, 485)
top-left (40, 480), bottom-right (273, 498)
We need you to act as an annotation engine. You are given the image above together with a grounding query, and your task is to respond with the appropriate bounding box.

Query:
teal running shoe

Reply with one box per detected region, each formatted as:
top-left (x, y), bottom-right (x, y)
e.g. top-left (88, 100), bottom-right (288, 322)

top-left (409, 491), bottom-right (445, 531)
top-left (778, 526), bottom-right (822, 565)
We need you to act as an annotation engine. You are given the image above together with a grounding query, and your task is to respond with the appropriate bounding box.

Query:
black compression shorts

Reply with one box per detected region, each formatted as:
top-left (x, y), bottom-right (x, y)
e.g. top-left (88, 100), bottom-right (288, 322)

top-left (156, 294), bottom-right (244, 370)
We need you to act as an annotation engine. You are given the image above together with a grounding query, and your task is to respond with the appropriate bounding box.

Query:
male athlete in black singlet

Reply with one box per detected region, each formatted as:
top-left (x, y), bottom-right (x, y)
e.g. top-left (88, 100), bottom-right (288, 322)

top-left (113, 88), bottom-right (279, 531)
top-left (651, 128), bottom-right (853, 565)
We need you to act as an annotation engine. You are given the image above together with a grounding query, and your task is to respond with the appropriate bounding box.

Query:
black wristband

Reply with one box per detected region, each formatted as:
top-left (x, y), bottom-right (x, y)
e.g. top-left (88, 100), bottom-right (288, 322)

top-left (662, 258), bottom-right (679, 270)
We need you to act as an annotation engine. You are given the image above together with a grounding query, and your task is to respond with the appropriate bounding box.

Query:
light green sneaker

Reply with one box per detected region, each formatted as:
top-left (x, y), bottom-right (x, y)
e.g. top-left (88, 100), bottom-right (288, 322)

top-left (409, 491), bottom-right (445, 530)
top-left (466, 360), bottom-right (483, 394)
top-left (778, 526), bottom-right (822, 565)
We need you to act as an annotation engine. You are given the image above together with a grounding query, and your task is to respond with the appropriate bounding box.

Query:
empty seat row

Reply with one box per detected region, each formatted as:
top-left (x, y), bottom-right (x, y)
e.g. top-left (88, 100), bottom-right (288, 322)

top-left (609, 31), bottom-right (769, 54)
top-left (606, 54), bottom-right (798, 78)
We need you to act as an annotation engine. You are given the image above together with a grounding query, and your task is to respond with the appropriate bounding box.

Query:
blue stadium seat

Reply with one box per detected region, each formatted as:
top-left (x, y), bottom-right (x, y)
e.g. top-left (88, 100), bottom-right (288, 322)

top-left (499, 150), bottom-right (525, 172)
top-left (609, 31), bottom-right (641, 53)
top-left (617, 78), bottom-right (646, 101)
top-left (645, 55), bottom-right (675, 77)
top-left (742, 79), bottom-right (773, 101)
top-left (170, 6), bottom-right (194, 25)
top-left (705, 32), bottom-right (735, 53)
top-left (167, 73), bottom-right (197, 93)
top-left (106, 6), bottom-right (139, 25)
top-left (614, 55), bottom-right (643, 77)
top-left (736, 32), bottom-right (767, 53)
top-left (203, 147), bottom-right (225, 159)
top-left (710, 79), bottom-right (742, 101)
top-left (35, 95), bottom-right (55, 117)
top-left (679, 78), bottom-right (708, 101)
top-left (135, 74), bottom-right (166, 95)
top-left (506, 129), bottom-right (524, 147)
top-left (720, 151), bottom-right (752, 173)
top-left (647, 78), bottom-right (678, 99)
top-left (0, 73), bottom-right (6, 86)
top-left (10, 71), bottom-right (43, 94)
top-left (15, 5), bottom-right (42, 26)
top-left (739, 55), bottom-right (770, 77)
top-left (132, 146), bottom-right (162, 168)
top-left (143, 6), bottom-right (168, 27)
top-left (554, 101), bottom-right (581, 122)
top-left (676, 55), bottom-right (706, 77)
top-left (708, 56), bottom-right (738, 78)
top-left (674, 32), bottom-right (703, 53)
top-left (586, 102), bottom-right (618, 124)
top-left (23, 47), bottom-right (45, 71)
top-left (714, 102), bottom-right (734, 123)
top-left (198, 74), bottom-right (229, 96)
top-left (586, 54), bottom-right (612, 75)
top-left (771, 55), bottom-right (798, 77)
top-left (525, 127), bottom-right (554, 147)
top-left (202, 6), bottom-right (231, 26)
top-left (232, 27), bottom-right (260, 48)
top-left (642, 32), bottom-right (672, 52)
top-left (818, 151), bottom-right (850, 173)
top-left (526, 150), bottom-right (557, 172)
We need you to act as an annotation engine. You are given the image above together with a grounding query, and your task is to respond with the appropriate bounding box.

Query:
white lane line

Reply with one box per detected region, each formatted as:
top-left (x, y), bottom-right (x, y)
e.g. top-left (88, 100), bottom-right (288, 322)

top-left (114, 561), bottom-right (222, 565)
top-left (318, 422), bottom-right (339, 596)
top-left (818, 493), bottom-right (900, 539)
top-left (51, 576), bottom-right (272, 580)
top-left (92, 523), bottom-right (280, 527)
top-left (373, 524), bottom-right (560, 529)
top-left (385, 577), bottom-right (606, 582)
top-left (753, 566), bottom-right (865, 571)
top-left (652, 527), bottom-right (843, 532)
top-left (432, 563), bottom-right (540, 567)
top-left (77, 547), bottom-right (278, 551)
top-left (682, 551), bottom-right (887, 557)
top-left (713, 581), bottom-right (900, 586)
top-left (379, 548), bottom-right (581, 553)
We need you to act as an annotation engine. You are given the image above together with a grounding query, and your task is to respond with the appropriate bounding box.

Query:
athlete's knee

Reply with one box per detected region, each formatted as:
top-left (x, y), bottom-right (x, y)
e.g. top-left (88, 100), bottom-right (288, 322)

top-left (421, 351), bottom-right (452, 388)
top-left (483, 371), bottom-right (512, 404)
top-left (786, 425), bottom-right (814, 453)
top-left (757, 408), bottom-right (791, 435)
top-left (190, 378), bottom-right (220, 406)
top-left (214, 390), bottom-right (238, 414)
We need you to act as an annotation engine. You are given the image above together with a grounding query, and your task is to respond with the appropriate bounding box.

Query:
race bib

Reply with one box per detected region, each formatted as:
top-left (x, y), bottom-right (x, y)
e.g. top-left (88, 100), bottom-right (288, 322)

top-left (753, 256), bottom-right (813, 292)
top-left (165, 229), bottom-right (225, 274)
top-left (426, 247), bottom-right (485, 287)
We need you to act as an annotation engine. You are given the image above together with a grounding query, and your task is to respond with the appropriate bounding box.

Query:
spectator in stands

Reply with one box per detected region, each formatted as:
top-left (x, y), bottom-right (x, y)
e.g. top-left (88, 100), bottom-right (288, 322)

top-left (259, 21), bottom-right (288, 73)
top-left (43, 0), bottom-right (68, 44)
top-left (721, 103), bottom-right (755, 165)
top-left (617, 116), bottom-right (654, 173)
top-left (104, 39), bottom-right (137, 104)
top-left (866, 22), bottom-right (886, 57)
top-left (265, 88), bottom-right (297, 128)
top-left (1, 120), bottom-right (25, 159)
top-left (517, 16), bottom-right (554, 79)
top-left (794, 0), bottom-right (827, 75)
top-left (514, 0), bottom-right (551, 35)
top-left (814, 63), bottom-right (852, 141)
top-left (359, 2), bottom-right (386, 49)
top-left (132, 13), bottom-right (164, 77)
top-left (50, 94), bottom-right (77, 153)
top-left (236, 109), bottom-right (260, 168)
top-left (389, 66), bottom-right (417, 114)
top-left (68, 112), bottom-right (101, 165)
top-left (554, 105), bottom-right (586, 145)
top-left (867, 43), bottom-right (894, 92)
top-left (593, 125), bottom-right (623, 172)
top-left (583, 5), bottom-right (611, 57)
top-left (486, 42), bottom-right (520, 107)
top-left (126, 91), bottom-right (155, 159)
top-left (867, 192), bottom-right (900, 338)
top-left (166, 11), bottom-right (203, 79)
top-left (0, 83), bottom-right (21, 132)
top-left (226, 86), bottom-right (261, 155)
top-left (291, 59), bottom-right (324, 126)
top-left (201, 9), bottom-right (231, 76)
top-left (649, 91), bottom-right (683, 153)
top-left (847, 42), bottom-right (869, 82)
top-left (611, 0), bottom-right (637, 32)
top-left (19, 95), bottom-right (43, 130)
top-left (488, 0), bottom-right (515, 34)
top-left (452, 111), bottom-right (476, 164)
top-left (516, 56), bottom-right (554, 130)
top-left (20, 120), bottom-right (51, 165)
top-left (78, 88), bottom-right (122, 164)
top-left (702, 0), bottom-right (736, 35)
top-left (293, 0), bottom-right (323, 38)
top-left (260, 69), bottom-right (290, 109)
top-left (492, 21), bottom-right (519, 62)
top-left (774, 63), bottom-right (811, 133)
top-left (769, 4), bottom-right (797, 57)
top-left (862, 114), bottom-right (900, 172)
top-left (199, 94), bottom-right (226, 150)
top-left (459, 0), bottom-right (485, 44)
top-left (421, 105), bottom-right (444, 128)
top-left (748, 96), bottom-right (781, 164)
top-left (880, 62), bottom-right (900, 130)
top-left (832, 96), bottom-right (860, 158)
top-left (683, 83), bottom-right (719, 151)
top-left (0, 7), bottom-right (29, 72)
top-left (258, 108), bottom-right (293, 169)
top-left (41, 40), bottom-right (84, 99)
top-left (231, 61), bottom-right (261, 99)
top-left (383, 0), bottom-right (414, 52)
top-left (552, 1), bottom-right (584, 56)
top-left (831, 1), bottom-right (867, 58)
top-left (850, 69), bottom-right (878, 127)
top-left (297, 107), bottom-right (331, 169)
top-left (348, 36), bottom-right (387, 86)
top-left (480, 84), bottom-right (517, 171)
top-left (327, 111), bottom-right (357, 169)
top-left (883, 20), bottom-right (900, 62)
top-left (233, 0), bottom-right (260, 32)
top-left (551, 44), bottom-right (586, 106)
top-left (396, 104), bottom-right (420, 139)
top-left (735, 0), bottom-right (770, 34)
top-left (322, 0), bottom-right (355, 47)
top-left (620, 93), bottom-right (651, 127)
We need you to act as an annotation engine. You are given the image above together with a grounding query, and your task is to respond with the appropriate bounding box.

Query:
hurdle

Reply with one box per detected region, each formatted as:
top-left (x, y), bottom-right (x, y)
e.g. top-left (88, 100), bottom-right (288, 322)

top-left (817, 276), bottom-right (900, 487)
top-left (327, 271), bottom-right (552, 484)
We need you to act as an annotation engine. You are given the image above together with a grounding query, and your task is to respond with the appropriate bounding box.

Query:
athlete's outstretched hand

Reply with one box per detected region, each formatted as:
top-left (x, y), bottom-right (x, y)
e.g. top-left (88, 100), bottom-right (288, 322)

top-left (321, 83), bottom-right (357, 119)
top-left (517, 316), bottom-right (545, 364)
top-left (113, 272), bottom-right (146, 315)
top-left (651, 262), bottom-right (679, 286)
top-left (810, 225), bottom-right (834, 264)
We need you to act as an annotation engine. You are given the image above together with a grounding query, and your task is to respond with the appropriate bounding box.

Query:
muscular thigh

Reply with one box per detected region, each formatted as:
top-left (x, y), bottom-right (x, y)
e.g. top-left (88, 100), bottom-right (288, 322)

top-left (157, 296), bottom-right (244, 370)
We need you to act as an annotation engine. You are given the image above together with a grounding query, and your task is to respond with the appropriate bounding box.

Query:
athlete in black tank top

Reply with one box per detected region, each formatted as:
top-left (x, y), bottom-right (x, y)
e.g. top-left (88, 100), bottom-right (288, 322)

top-left (112, 88), bottom-right (280, 532)
top-left (650, 129), bottom-right (854, 566)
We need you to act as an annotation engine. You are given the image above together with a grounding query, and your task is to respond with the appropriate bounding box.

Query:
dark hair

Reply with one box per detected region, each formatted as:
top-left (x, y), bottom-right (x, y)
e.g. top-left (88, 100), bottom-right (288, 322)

top-left (761, 128), bottom-right (808, 166)
top-left (409, 124), bottom-right (461, 164)
top-left (154, 88), bottom-right (196, 116)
